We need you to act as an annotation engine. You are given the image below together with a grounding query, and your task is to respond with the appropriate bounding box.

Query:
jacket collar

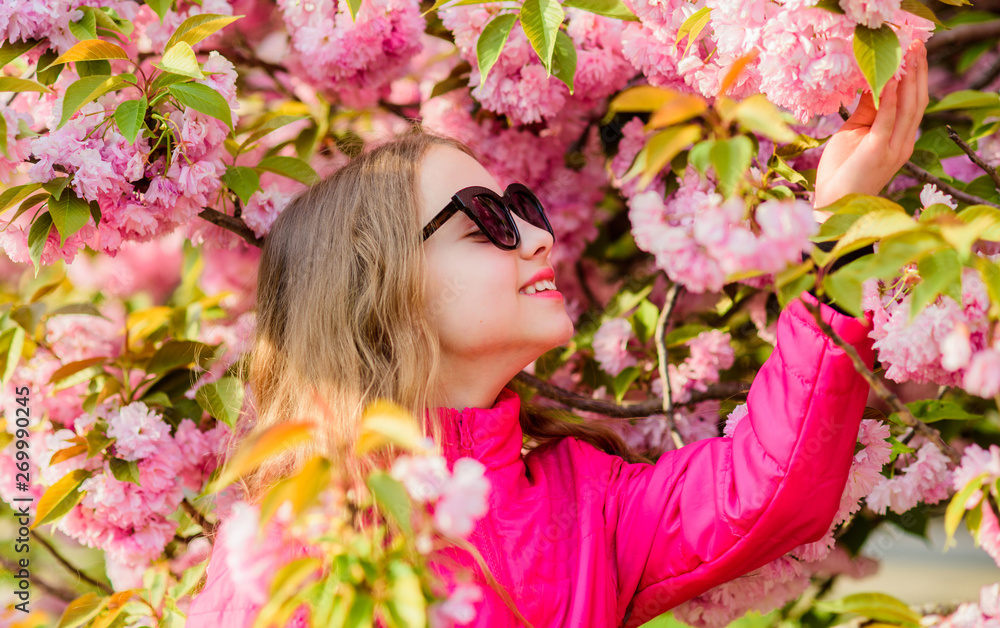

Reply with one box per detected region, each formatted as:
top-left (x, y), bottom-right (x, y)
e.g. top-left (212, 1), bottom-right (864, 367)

top-left (430, 386), bottom-right (524, 470)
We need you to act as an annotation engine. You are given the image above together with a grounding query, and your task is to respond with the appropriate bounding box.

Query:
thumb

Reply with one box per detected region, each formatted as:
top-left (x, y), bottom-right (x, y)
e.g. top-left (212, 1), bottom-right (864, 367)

top-left (847, 91), bottom-right (877, 128)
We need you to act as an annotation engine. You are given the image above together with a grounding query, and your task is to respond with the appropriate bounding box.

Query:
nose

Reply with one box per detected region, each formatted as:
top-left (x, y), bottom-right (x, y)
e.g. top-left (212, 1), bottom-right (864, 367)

top-left (512, 214), bottom-right (554, 259)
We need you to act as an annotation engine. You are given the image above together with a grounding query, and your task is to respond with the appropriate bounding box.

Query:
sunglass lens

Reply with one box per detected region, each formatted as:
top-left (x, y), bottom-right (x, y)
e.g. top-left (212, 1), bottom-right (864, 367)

top-left (472, 194), bottom-right (517, 247)
top-left (509, 189), bottom-right (552, 234)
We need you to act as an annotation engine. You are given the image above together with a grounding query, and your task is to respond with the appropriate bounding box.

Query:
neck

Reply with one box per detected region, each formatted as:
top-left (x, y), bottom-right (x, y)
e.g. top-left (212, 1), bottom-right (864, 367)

top-left (432, 352), bottom-right (528, 410)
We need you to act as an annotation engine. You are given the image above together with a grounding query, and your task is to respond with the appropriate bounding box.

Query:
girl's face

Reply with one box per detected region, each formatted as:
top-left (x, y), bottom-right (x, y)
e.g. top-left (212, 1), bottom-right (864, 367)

top-left (419, 145), bottom-right (575, 374)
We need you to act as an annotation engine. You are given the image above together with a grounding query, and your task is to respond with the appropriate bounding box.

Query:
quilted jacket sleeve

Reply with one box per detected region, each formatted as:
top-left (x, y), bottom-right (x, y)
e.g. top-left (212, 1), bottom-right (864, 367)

top-left (606, 292), bottom-right (876, 628)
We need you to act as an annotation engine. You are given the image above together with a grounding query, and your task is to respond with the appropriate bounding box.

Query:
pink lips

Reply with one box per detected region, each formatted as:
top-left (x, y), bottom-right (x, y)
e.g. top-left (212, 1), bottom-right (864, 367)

top-left (519, 267), bottom-right (562, 299)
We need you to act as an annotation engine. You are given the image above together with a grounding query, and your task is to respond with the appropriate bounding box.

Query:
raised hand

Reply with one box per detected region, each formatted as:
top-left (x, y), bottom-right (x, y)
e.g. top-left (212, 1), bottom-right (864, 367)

top-left (813, 40), bottom-right (929, 216)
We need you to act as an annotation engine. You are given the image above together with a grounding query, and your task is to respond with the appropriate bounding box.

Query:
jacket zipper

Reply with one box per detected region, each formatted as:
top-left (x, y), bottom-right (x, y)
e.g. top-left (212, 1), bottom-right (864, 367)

top-left (458, 408), bottom-right (519, 626)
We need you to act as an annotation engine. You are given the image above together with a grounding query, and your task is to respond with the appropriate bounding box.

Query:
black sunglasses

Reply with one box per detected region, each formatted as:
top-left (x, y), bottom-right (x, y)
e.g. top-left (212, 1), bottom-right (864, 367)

top-left (421, 183), bottom-right (554, 250)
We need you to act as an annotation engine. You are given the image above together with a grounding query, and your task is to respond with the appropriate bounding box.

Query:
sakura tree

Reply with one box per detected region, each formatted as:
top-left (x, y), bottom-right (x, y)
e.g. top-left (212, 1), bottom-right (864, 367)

top-left (0, 0), bottom-right (999, 625)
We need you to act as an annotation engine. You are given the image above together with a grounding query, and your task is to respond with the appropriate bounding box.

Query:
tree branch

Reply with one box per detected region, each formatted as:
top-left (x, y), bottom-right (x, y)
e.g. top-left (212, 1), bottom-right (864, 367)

top-left (655, 283), bottom-right (685, 448)
top-left (198, 207), bottom-right (264, 248)
top-left (512, 371), bottom-right (749, 419)
top-left (801, 299), bottom-right (961, 465)
top-left (181, 499), bottom-right (214, 535)
top-left (970, 53), bottom-right (1000, 91)
top-left (0, 555), bottom-right (78, 602)
top-left (926, 21), bottom-right (1000, 54)
top-left (946, 125), bottom-right (1000, 193)
top-left (31, 530), bottom-right (113, 596)
top-left (901, 162), bottom-right (1000, 209)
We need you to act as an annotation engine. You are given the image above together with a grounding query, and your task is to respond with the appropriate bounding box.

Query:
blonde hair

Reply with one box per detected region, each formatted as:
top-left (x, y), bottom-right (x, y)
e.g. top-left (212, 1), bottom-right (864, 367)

top-left (228, 124), bottom-right (644, 508)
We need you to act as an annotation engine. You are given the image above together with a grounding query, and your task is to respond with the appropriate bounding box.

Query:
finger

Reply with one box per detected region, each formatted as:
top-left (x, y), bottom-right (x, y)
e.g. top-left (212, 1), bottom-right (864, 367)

top-left (848, 91), bottom-right (877, 128)
top-left (870, 78), bottom-right (899, 143)
top-left (890, 50), bottom-right (919, 151)
top-left (903, 43), bottom-right (929, 157)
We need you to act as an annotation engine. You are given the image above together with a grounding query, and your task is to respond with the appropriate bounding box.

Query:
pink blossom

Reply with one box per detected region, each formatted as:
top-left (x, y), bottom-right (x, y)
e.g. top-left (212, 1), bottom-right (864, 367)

top-left (106, 401), bottom-right (171, 461)
top-left (242, 184), bottom-right (293, 239)
top-left (220, 501), bottom-right (283, 607)
top-left (965, 349), bottom-right (1000, 398)
top-left (920, 183), bottom-right (958, 210)
top-left (941, 323), bottom-right (973, 372)
top-left (435, 458), bottom-right (490, 538)
top-left (840, 0), bottom-right (901, 28)
top-left (593, 318), bottom-right (638, 376)
top-left (866, 443), bottom-right (954, 515)
top-left (429, 583), bottom-right (483, 627)
top-left (669, 330), bottom-right (735, 402)
top-left (953, 444), bottom-right (1000, 509)
top-left (722, 403), bottom-right (748, 438)
top-left (391, 454), bottom-right (450, 503)
top-left (976, 501), bottom-right (1000, 568)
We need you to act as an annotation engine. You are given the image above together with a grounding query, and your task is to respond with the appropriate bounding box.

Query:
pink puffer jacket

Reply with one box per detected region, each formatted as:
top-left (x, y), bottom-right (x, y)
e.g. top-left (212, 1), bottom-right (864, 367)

top-left (186, 293), bottom-right (874, 627)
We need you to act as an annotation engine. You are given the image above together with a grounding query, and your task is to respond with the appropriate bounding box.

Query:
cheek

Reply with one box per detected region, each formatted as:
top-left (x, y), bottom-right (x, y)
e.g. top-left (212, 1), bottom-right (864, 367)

top-left (425, 253), bottom-right (520, 339)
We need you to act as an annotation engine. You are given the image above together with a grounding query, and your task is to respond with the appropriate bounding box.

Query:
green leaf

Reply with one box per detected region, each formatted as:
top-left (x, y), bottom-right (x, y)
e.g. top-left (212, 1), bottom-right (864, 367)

top-left (900, 0), bottom-right (945, 27)
top-left (560, 0), bottom-right (638, 20)
top-left (36, 50), bottom-right (64, 86)
top-left (221, 165), bottom-right (260, 206)
top-left (114, 97), bottom-right (148, 144)
top-left (821, 258), bottom-right (868, 317)
top-left (675, 7), bottom-right (711, 57)
top-left (610, 365), bottom-right (640, 403)
top-left (0, 183), bottom-right (43, 214)
top-left (27, 211), bottom-right (54, 277)
top-left (239, 114), bottom-right (309, 153)
top-left (146, 0), bottom-right (174, 21)
top-left (853, 24), bottom-right (902, 108)
top-left (74, 59), bottom-right (112, 78)
top-left (816, 593), bottom-right (921, 627)
top-left (520, 0), bottom-right (565, 73)
top-left (385, 562), bottom-right (426, 628)
top-left (55, 593), bottom-right (108, 628)
top-left (164, 14), bottom-right (243, 53)
top-left (910, 248), bottom-right (962, 319)
top-left (69, 9), bottom-right (98, 40)
top-left (631, 299), bottom-right (660, 344)
top-left (906, 399), bottom-right (979, 423)
top-left (0, 326), bottom-right (26, 389)
top-left (347, 0), bottom-right (363, 21)
top-left (551, 30), bottom-right (577, 94)
top-left (32, 469), bottom-right (90, 528)
top-left (732, 94), bottom-right (796, 143)
top-left (168, 82), bottom-right (233, 130)
top-left (42, 177), bottom-right (70, 201)
top-left (195, 376), bottom-right (245, 428)
top-left (146, 340), bottom-right (215, 374)
top-left (625, 124), bottom-right (702, 191)
top-left (945, 472), bottom-right (989, 544)
top-left (109, 457), bottom-right (141, 485)
top-left (0, 40), bottom-right (42, 68)
top-left (829, 207), bottom-right (916, 257)
top-left (46, 40), bottom-right (129, 70)
top-left (149, 71), bottom-right (189, 95)
top-left (477, 14), bottom-right (518, 86)
top-left (85, 426), bottom-right (113, 458)
top-left (710, 135), bottom-right (753, 197)
top-left (59, 74), bottom-right (131, 129)
top-left (255, 155), bottom-right (319, 185)
top-left (48, 188), bottom-right (92, 247)
top-left (0, 77), bottom-right (53, 94)
top-left (925, 89), bottom-right (1000, 113)
top-left (156, 41), bottom-right (204, 79)
top-left (366, 471), bottom-right (413, 535)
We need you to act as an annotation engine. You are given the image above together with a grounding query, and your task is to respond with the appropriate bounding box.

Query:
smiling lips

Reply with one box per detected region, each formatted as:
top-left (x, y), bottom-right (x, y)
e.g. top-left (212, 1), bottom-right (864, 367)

top-left (519, 268), bottom-right (562, 298)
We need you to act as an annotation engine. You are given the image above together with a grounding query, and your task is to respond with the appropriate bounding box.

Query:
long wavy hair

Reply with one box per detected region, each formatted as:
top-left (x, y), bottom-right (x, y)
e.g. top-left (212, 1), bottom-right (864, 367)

top-left (227, 124), bottom-right (645, 510)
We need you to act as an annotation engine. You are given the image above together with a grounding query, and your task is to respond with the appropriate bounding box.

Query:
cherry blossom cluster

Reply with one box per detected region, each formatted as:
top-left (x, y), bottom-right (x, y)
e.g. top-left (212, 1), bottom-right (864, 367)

top-left (620, 0), bottom-right (934, 121)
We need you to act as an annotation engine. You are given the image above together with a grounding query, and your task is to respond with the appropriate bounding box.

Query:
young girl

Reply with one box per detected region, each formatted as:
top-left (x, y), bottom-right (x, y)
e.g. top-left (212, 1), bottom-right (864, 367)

top-left (186, 43), bottom-right (928, 627)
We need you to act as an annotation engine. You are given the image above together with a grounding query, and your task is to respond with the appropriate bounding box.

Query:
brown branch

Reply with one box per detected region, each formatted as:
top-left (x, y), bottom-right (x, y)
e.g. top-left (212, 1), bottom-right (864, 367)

top-left (946, 125), bottom-right (1000, 193)
top-left (970, 54), bottom-right (1000, 91)
top-left (31, 531), bottom-right (113, 596)
top-left (901, 162), bottom-right (1000, 209)
top-left (655, 283), bottom-right (685, 448)
top-left (801, 299), bottom-right (961, 465)
top-left (926, 21), bottom-right (1000, 54)
top-left (512, 371), bottom-right (749, 419)
top-left (181, 499), bottom-right (214, 535)
top-left (198, 207), bottom-right (264, 248)
top-left (0, 555), bottom-right (78, 602)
